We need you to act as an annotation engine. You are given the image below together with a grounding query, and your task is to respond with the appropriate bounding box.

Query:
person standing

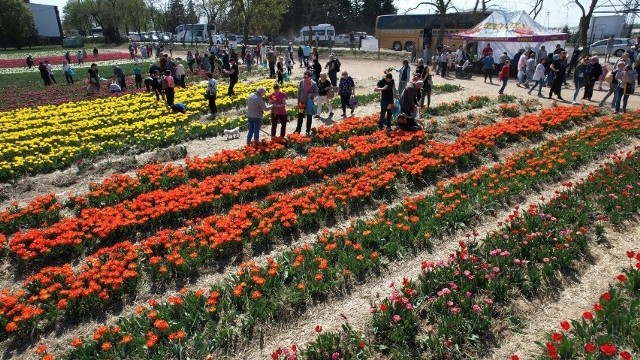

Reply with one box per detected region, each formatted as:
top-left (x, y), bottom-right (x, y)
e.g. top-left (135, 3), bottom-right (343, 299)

top-left (175, 61), bottom-right (186, 88)
top-left (528, 58), bottom-right (546, 97)
top-left (43, 61), bottom-right (57, 84)
top-left (93, 46), bottom-right (99, 59)
top-left (223, 58), bottom-right (239, 96)
top-left (411, 45), bottom-right (417, 64)
top-left (599, 62), bottom-right (622, 108)
top-left (605, 35), bottom-right (614, 64)
top-left (295, 70), bottom-right (319, 135)
top-left (614, 64), bottom-right (637, 113)
top-left (82, 48), bottom-right (88, 62)
top-left (162, 70), bottom-right (175, 106)
top-left (151, 70), bottom-right (164, 101)
top-left (572, 57), bottom-right (588, 104)
top-left (133, 63), bottom-right (143, 89)
top-left (87, 63), bottom-right (100, 94)
top-left (482, 52), bottom-right (495, 83)
top-left (288, 42), bottom-right (295, 65)
top-left (482, 43), bottom-right (493, 57)
top-left (312, 59), bottom-right (322, 82)
top-left (113, 65), bottom-right (126, 91)
top-left (374, 73), bottom-right (396, 131)
top-left (187, 51), bottom-right (195, 72)
top-left (62, 60), bottom-right (74, 84)
top-left (398, 59), bottom-right (411, 94)
top-left (566, 46), bottom-right (582, 76)
top-left (276, 56), bottom-right (285, 85)
top-left (516, 51), bottom-right (528, 88)
top-left (338, 71), bottom-right (355, 117)
top-left (524, 52), bottom-right (536, 87)
top-left (206, 72), bottom-right (218, 118)
top-left (327, 33), bottom-right (333, 53)
top-left (423, 45), bottom-right (430, 65)
top-left (548, 51), bottom-right (568, 101)
top-left (302, 43), bottom-right (311, 67)
top-left (246, 87), bottom-right (273, 145)
top-left (26, 55), bottom-right (34, 69)
top-left (498, 60), bottom-right (511, 94)
top-left (268, 83), bottom-right (288, 138)
top-left (38, 62), bottom-right (51, 86)
top-left (267, 47), bottom-right (277, 78)
top-left (349, 32), bottom-right (355, 50)
top-left (325, 54), bottom-right (340, 87)
top-left (297, 45), bottom-right (304, 67)
top-left (537, 46), bottom-right (547, 61)
top-left (420, 65), bottom-right (432, 109)
top-left (315, 73), bottom-right (333, 118)
top-left (582, 56), bottom-right (602, 101)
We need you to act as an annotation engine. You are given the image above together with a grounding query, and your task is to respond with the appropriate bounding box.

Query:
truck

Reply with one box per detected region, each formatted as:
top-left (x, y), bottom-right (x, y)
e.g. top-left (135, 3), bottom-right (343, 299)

top-left (588, 15), bottom-right (627, 42)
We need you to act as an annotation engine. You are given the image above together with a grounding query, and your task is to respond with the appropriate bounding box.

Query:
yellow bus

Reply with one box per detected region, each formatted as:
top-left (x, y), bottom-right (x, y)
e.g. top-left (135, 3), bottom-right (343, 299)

top-left (375, 12), bottom-right (490, 51)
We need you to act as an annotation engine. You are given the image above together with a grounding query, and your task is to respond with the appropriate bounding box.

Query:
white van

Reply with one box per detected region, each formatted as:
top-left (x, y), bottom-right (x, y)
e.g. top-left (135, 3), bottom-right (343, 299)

top-left (294, 24), bottom-right (335, 45)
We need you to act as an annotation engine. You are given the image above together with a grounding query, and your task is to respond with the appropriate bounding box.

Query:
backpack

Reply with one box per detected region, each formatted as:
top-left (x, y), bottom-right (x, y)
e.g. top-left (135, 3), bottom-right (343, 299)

top-left (333, 59), bottom-right (341, 72)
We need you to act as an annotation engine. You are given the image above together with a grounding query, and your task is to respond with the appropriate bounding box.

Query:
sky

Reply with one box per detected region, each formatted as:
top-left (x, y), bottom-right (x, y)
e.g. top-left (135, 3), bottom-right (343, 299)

top-left (37, 0), bottom-right (591, 30)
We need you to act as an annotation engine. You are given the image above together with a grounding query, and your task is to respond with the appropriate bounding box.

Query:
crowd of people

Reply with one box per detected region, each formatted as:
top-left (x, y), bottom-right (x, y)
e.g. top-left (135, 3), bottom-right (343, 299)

top-left (25, 34), bottom-right (640, 147)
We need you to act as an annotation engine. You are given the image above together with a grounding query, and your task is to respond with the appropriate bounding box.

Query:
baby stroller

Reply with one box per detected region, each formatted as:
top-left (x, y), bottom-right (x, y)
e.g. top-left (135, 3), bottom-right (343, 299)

top-left (455, 59), bottom-right (473, 79)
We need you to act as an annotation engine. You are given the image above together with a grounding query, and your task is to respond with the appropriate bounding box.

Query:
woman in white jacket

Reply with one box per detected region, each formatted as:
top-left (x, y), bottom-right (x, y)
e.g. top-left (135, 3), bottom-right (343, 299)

top-left (527, 58), bottom-right (547, 97)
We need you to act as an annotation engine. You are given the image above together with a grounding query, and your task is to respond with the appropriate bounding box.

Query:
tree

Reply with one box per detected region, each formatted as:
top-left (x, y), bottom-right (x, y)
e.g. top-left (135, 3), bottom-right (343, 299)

top-left (0, 0), bottom-right (37, 49)
top-left (361, 0), bottom-right (396, 33)
top-left (528, 0), bottom-right (544, 19)
top-left (575, 0), bottom-right (600, 47)
top-left (406, 0), bottom-right (454, 45)
top-left (234, 0), bottom-right (287, 43)
top-left (63, 0), bottom-right (95, 34)
top-left (472, 0), bottom-right (491, 14)
top-left (167, 0), bottom-right (186, 31)
top-left (185, 0), bottom-right (199, 24)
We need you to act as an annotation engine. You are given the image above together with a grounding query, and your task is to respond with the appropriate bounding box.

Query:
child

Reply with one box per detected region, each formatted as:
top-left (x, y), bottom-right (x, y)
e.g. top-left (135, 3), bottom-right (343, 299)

top-left (598, 64), bottom-right (609, 91)
top-left (133, 64), bottom-right (142, 89)
top-left (498, 60), bottom-right (511, 95)
top-left (170, 103), bottom-right (187, 113)
top-left (109, 80), bottom-right (122, 93)
top-left (162, 69), bottom-right (175, 106)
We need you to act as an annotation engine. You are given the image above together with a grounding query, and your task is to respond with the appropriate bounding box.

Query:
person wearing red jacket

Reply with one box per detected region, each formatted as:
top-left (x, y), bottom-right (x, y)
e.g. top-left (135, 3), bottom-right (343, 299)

top-left (498, 60), bottom-right (511, 94)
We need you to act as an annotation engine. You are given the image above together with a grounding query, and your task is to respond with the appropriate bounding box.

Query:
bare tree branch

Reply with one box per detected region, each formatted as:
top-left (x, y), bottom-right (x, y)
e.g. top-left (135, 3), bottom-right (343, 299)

top-left (529, 0), bottom-right (544, 18)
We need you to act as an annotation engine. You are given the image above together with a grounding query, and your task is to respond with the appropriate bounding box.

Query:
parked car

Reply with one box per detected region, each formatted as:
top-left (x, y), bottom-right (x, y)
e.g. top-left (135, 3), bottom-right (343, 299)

top-left (587, 38), bottom-right (634, 57)
top-left (334, 34), bottom-right (351, 47)
top-left (238, 35), bottom-right (267, 45)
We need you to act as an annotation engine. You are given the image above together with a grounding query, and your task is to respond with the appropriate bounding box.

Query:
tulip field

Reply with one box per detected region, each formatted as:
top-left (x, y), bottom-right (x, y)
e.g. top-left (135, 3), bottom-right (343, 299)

top-left (1, 51), bottom-right (640, 360)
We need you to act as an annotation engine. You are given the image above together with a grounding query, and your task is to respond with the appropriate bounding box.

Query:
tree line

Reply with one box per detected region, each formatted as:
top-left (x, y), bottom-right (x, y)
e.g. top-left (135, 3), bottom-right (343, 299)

top-left (59, 0), bottom-right (396, 44)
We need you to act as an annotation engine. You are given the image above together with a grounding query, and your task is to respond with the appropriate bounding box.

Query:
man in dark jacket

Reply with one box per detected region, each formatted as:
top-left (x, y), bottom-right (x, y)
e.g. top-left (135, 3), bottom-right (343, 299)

top-left (582, 56), bottom-right (602, 101)
top-left (38, 62), bottom-right (51, 86)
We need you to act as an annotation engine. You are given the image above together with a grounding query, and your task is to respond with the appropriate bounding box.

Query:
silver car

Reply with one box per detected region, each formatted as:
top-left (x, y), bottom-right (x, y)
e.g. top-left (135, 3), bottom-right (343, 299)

top-left (334, 34), bottom-right (351, 47)
top-left (588, 38), bottom-right (634, 57)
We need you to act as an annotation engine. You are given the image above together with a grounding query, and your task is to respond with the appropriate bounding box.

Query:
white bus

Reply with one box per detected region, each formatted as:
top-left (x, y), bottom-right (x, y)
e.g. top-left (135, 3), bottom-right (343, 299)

top-left (294, 24), bottom-right (335, 45)
top-left (174, 24), bottom-right (219, 43)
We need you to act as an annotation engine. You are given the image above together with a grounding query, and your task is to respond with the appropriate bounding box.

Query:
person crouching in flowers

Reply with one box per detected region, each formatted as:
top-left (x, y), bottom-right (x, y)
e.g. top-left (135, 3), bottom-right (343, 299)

top-left (269, 82), bottom-right (288, 138)
top-left (246, 87), bottom-right (272, 145)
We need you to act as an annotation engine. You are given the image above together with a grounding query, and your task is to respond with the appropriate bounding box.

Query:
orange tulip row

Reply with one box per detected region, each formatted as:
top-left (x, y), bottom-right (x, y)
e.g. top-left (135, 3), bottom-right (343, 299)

top-left (7, 126), bottom-right (424, 263)
top-left (0, 106), bottom-right (601, 338)
top-left (65, 111), bottom-right (638, 359)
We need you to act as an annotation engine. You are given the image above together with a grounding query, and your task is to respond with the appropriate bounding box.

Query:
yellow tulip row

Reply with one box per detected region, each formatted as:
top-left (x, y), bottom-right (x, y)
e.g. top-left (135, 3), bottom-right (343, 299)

top-left (0, 80), bottom-right (298, 181)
